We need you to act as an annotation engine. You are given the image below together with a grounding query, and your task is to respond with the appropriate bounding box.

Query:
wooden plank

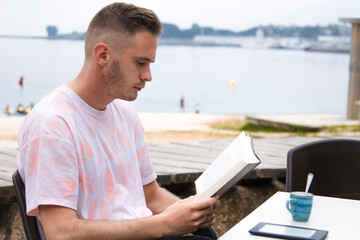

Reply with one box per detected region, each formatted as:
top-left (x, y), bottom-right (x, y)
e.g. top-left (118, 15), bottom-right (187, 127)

top-left (151, 160), bottom-right (207, 172)
top-left (149, 143), bottom-right (221, 158)
top-left (255, 140), bottom-right (297, 149)
top-left (0, 164), bottom-right (16, 182)
top-left (185, 139), bottom-right (233, 149)
top-left (153, 164), bottom-right (201, 174)
top-left (150, 150), bottom-right (218, 162)
top-left (156, 140), bottom-right (226, 151)
top-left (0, 148), bottom-right (18, 157)
top-left (0, 155), bottom-right (17, 168)
top-left (172, 141), bottom-right (229, 152)
top-left (257, 156), bottom-right (285, 165)
top-left (151, 148), bottom-right (220, 161)
top-left (257, 154), bottom-right (287, 163)
top-left (257, 137), bottom-right (321, 147)
top-left (255, 141), bottom-right (300, 152)
top-left (0, 179), bottom-right (12, 187)
top-left (254, 146), bottom-right (289, 157)
top-left (150, 151), bottom-right (214, 164)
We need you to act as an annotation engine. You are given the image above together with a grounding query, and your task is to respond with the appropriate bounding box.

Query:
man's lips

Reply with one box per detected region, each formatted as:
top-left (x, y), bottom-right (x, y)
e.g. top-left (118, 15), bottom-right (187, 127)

top-left (134, 86), bottom-right (144, 91)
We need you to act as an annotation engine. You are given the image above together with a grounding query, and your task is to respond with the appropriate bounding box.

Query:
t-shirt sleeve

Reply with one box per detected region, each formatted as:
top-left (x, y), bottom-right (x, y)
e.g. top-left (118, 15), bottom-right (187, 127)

top-left (132, 111), bottom-right (157, 185)
top-left (138, 138), bottom-right (156, 185)
top-left (19, 116), bottom-right (78, 217)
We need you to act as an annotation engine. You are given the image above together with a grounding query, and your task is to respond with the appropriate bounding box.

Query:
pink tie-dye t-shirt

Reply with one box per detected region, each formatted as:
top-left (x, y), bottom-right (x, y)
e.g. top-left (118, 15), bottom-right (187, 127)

top-left (17, 84), bottom-right (156, 222)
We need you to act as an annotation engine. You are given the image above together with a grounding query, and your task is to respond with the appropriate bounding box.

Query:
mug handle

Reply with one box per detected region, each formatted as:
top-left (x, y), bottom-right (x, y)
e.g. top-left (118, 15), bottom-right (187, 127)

top-left (286, 199), bottom-right (295, 213)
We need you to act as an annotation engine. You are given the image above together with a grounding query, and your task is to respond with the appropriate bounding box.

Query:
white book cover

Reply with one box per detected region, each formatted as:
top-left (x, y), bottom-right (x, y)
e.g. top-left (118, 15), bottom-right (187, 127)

top-left (195, 131), bottom-right (261, 201)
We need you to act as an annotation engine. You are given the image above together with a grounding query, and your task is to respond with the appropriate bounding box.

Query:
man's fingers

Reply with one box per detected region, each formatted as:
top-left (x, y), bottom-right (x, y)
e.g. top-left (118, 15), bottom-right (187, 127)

top-left (213, 199), bottom-right (221, 210)
top-left (197, 210), bottom-right (215, 226)
top-left (196, 195), bottom-right (219, 210)
top-left (198, 213), bottom-right (215, 229)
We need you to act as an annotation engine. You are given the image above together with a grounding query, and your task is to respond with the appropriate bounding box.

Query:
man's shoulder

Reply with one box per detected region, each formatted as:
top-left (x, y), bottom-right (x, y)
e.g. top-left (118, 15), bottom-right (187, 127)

top-left (20, 86), bottom-right (75, 131)
top-left (110, 100), bottom-right (142, 126)
top-left (112, 99), bottom-right (136, 111)
top-left (111, 99), bottom-right (139, 117)
top-left (29, 86), bottom-right (70, 115)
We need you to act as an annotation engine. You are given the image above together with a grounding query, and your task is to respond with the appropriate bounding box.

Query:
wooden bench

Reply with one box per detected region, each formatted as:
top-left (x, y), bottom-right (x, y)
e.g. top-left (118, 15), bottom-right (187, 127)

top-left (0, 137), bottom-right (321, 204)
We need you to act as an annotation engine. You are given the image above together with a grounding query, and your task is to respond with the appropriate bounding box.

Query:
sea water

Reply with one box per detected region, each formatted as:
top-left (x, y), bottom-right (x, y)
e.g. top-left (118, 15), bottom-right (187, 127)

top-left (0, 38), bottom-right (350, 115)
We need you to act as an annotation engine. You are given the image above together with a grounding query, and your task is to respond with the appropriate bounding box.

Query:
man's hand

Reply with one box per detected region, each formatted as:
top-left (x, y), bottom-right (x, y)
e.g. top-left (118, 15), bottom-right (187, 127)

top-left (198, 196), bottom-right (221, 229)
top-left (159, 195), bottom-right (220, 236)
top-left (144, 180), bottom-right (221, 236)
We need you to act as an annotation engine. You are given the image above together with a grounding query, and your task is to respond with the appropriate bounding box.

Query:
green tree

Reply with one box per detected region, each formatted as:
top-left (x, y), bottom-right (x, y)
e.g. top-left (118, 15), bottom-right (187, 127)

top-left (182, 24), bottom-right (201, 38)
top-left (46, 25), bottom-right (58, 38)
top-left (162, 23), bottom-right (182, 38)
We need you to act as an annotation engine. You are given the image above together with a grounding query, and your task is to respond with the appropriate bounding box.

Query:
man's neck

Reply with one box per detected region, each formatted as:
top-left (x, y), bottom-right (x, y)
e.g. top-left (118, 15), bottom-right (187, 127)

top-left (67, 66), bottom-right (112, 111)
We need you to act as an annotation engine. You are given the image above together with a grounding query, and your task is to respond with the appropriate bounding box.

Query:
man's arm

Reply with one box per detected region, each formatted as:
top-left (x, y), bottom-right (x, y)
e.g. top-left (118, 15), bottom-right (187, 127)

top-left (39, 186), bottom-right (218, 240)
top-left (143, 180), bottom-right (180, 214)
top-left (144, 180), bottom-right (220, 231)
top-left (39, 205), bottom-right (165, 240)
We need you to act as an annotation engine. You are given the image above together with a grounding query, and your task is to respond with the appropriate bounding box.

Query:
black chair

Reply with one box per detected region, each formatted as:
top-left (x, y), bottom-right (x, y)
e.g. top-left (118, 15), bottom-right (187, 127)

top-left (286, 138), bottom-right (360, 200)
top-left (12, 170), bottom-right (41, 240)
top-left (12, 170), bottom-right (217, 239)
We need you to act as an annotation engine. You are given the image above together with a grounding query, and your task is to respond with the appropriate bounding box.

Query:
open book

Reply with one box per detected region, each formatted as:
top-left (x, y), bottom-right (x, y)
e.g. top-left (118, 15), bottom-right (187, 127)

top-left (195, 131), bottom-right (261, 201)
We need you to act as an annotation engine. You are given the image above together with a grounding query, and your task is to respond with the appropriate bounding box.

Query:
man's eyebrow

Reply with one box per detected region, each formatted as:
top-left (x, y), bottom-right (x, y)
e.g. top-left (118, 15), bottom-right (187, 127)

top-left (136, 56), bottom-right (155, 63)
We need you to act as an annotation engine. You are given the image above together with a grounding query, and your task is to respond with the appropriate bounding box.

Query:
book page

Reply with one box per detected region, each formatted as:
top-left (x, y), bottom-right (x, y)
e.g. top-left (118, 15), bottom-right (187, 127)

top-left (195, 131), bottom-right (257, 195)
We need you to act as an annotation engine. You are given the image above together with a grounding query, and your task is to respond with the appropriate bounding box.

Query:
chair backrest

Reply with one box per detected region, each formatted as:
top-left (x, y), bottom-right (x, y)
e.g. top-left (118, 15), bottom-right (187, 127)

top-left (286, 138), bottom-right (360, 200)
top-left (12, 171), bottom-right (41, 240)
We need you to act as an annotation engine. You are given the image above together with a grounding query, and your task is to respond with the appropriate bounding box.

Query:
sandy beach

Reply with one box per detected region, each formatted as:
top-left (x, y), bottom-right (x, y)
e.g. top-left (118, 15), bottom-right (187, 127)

top-left (0, 113), bottom-right (245, 148)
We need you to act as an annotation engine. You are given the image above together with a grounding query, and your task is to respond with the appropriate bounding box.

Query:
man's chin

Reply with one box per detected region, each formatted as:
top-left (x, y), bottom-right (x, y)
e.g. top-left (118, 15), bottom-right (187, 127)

top-left (118, 94), bottom-right (138, 102)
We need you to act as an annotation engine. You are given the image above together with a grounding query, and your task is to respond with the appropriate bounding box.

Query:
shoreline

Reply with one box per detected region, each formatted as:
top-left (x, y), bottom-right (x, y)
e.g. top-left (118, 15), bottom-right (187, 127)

top-left (2, 113), bottom-right (358, 149)
top-left (0, 113), bottom-right (245, 148)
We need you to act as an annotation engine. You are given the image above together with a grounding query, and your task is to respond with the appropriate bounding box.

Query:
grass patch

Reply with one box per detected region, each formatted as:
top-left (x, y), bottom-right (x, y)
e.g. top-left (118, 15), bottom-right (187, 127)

top-left (212, 123), bottom-right (316, 134)
top-left (243, 123), bottom-right (312, 134)
top-left (321, 124), bottom-right (359, 134)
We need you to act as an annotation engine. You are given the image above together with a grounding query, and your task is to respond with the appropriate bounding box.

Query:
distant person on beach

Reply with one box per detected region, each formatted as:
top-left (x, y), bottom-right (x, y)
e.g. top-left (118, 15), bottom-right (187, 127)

top-left (195, 103), bottom-right (200, 114)
top-left (17, 2), bottom-right (219, 240)
top-left (19, 75), bottom-right (24, 87)
top-left (16, 104), bottom-right (26, 115)
top-left (5, 105), bottom-right (11, 115)
top-left (25, 103), bottom-right (34, 114)
top-left (180, 96), bottom-right (185, 112)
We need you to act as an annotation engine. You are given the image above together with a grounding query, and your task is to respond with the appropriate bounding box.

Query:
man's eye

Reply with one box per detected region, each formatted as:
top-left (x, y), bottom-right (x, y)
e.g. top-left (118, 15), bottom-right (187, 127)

top-left (137, 61), bottom-right (146, 66)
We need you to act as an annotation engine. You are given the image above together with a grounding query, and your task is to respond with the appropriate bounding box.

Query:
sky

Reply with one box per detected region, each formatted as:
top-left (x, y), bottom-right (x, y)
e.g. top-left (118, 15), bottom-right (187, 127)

top-left (0, 0), bottom-right (359, 36)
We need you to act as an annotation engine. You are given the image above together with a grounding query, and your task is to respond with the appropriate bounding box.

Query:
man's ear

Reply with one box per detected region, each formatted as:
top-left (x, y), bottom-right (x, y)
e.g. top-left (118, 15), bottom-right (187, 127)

top-left (94, 43), bottom-right (110, 67)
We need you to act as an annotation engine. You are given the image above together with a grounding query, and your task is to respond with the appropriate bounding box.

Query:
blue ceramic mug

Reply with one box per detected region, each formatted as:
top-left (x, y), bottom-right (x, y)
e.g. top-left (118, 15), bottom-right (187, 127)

top-left (286, 191), bottom-right (313, 222)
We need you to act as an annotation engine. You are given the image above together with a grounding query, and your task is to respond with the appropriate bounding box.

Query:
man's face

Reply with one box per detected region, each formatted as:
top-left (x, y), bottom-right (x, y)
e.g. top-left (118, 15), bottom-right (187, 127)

top-left (102, 31), bottom-right (157, 101)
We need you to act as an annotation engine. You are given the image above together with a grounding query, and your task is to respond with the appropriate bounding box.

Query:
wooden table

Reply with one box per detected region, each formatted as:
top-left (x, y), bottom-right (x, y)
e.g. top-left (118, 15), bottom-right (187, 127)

top-left (0, 148), bottom-right (17, 204)
top-left (0, 137), bottom-right (321, 204)
top-left (220, 191), bottom-right (360, 239)
top-left (150, 137), bottom-right (321, 184)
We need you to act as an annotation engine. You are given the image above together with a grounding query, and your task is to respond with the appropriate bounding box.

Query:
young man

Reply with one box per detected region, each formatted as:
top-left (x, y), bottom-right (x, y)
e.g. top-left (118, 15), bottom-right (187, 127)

top-left (17, 2), bottom-right (219, 240)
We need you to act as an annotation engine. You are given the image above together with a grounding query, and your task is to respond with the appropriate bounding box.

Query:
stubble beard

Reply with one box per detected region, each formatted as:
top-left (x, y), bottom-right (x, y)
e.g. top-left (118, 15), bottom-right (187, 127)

top-left (102, 60), bottom-right (137, 101)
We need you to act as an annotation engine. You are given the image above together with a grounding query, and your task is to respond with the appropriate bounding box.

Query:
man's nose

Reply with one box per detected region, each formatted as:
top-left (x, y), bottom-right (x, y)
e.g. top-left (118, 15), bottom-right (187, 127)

top-left (140, 67), bottom-right (152, 82)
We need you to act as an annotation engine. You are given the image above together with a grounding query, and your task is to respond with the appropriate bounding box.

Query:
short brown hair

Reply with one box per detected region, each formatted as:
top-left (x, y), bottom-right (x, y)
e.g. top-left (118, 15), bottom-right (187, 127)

top-left (85, 2), bottom-right (162, 58)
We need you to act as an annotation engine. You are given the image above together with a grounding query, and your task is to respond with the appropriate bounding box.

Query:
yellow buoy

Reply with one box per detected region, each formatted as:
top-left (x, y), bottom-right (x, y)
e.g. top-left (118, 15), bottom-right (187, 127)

top-left (230, 78), bottom-right (236, 90)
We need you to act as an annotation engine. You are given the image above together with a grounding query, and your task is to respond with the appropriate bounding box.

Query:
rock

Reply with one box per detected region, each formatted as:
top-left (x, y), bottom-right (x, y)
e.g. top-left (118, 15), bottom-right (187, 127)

top-left (0, 202), bottom-right (25, 240)
top-left (213, 179), bottom-right (285, 236)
